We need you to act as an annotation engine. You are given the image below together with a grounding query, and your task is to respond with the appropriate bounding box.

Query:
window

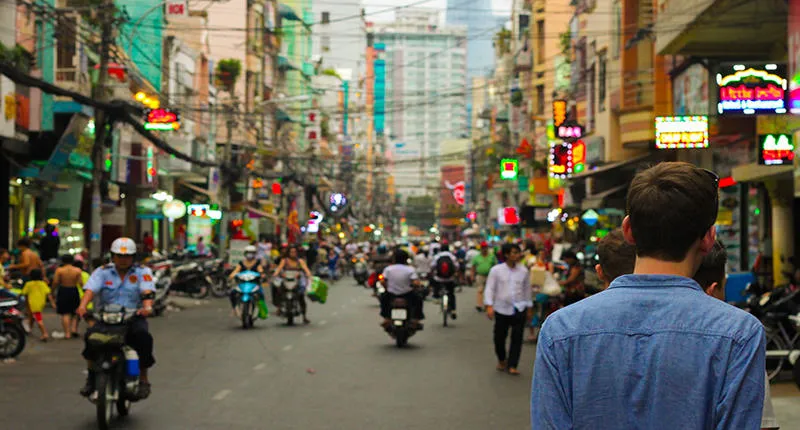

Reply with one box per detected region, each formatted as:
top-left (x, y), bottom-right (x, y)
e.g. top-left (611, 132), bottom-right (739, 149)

top-left (536, 84), bottom-right (545, 115)
top-left (598, 52), bottom-right (607, 111)
top-left (536, 20), bottom-right (545, 64)
top-left (518, 14), bottom-right (530, 39)
top-left (321, 11), bottom-right (330, 24)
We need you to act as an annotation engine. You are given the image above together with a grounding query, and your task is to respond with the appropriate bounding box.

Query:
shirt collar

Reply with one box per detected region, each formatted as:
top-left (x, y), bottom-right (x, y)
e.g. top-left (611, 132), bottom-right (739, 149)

top-left (608, 274), bottom-right (704, 292)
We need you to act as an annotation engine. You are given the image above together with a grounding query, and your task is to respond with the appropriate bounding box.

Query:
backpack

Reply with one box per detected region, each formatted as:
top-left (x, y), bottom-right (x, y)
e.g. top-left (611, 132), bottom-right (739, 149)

top-left (435, 255), bottom-right (455, 278)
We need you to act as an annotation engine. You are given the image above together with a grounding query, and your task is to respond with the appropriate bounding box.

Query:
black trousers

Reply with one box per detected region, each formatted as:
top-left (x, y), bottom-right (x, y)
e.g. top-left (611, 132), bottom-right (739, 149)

top-left (380, 291), bottom-right (424, 320)
top-left (433, 280), bottom-right (457, 311)
top-left (83, 318), bottom-right (155, 369)
top-left (493, 310), bottom-right (526, 369)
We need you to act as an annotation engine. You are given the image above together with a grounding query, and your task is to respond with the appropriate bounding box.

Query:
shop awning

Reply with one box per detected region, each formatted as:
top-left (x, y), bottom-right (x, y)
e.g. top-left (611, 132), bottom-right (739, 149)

top-left (570, 153), bottom-right (652, 181)
top-left (581, 184), bottom-right (628, 211)
top-left (246, 206), bottom-right (279, 221)
top-left (732, 163), bottom-right (793, 183)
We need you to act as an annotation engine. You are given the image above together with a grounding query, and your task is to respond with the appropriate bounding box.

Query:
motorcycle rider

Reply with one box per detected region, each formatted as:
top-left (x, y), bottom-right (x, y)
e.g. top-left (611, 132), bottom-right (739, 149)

top-left (228, 245), bottom-right (266, 311)
top-left (431, 243), bottom-right (459, 319)
top-left (380, 249), bottom-right (424, 328)
top-left (371, 243), bottom-right (393, 279)
top-left (77, 237), bottom-right (155, 399)
top-left (272, 245), bottom-right (313, 324)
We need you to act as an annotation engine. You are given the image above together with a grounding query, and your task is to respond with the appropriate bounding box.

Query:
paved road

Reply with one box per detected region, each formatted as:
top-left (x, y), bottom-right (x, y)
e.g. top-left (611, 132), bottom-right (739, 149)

top-left (1, 279), bottom-right (535, 429)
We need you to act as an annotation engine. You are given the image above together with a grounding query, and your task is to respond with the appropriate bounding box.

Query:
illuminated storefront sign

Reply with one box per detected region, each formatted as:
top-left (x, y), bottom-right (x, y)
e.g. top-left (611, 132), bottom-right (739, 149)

top-left (549, 140), bottom-right (586, 179)
top-left (144, 108), bottom-right (181, 130)
top-left (500, 158), bottom-right (519, 180)
top-left (758, 134), bottom-right (794, 166)
top-left (716, 64), bottom-right (787, 115)
top-left (444, 180), bottom-right (466, 206)
top-left (557, 121), bottom-right (584, 143)
top-left (552, 100), bottom-right (567, 127)
top-left (654, 116), bottom-right (709, 149)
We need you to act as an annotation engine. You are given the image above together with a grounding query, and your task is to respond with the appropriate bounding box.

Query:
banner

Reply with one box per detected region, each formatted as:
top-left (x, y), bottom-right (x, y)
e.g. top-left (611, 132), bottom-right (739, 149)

top-left (40, 113), bottom-right (90, 182)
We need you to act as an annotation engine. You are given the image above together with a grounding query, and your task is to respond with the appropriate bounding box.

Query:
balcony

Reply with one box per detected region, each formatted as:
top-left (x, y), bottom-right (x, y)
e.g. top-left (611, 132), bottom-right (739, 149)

top-left (54, 11), bottom-right (91, 97)
top-left (621, 75), bottom-right (654, 110)
top-left (655, 0), bottom-right (786, 56)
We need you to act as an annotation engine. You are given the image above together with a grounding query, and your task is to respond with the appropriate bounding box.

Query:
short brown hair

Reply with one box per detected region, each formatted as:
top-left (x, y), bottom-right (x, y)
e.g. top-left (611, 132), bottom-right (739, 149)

top-left (597, 229), bottom-right (636, 282)
top-left (693, 241), bottom-right (727, 289)
top-left (626, 162), bottom-right (718, 262)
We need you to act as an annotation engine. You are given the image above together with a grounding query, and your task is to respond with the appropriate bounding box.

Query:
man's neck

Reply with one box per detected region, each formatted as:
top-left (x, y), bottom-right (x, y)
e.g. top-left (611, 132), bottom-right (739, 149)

top-left (633, 256), bottom-right (696, 278)
top-left (506, 261), bottom-right (517, 269)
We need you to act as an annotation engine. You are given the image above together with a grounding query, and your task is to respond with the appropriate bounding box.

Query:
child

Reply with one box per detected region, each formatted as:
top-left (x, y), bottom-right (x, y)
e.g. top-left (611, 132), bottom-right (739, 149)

top-left (21, 269), bottom-right (56, 342)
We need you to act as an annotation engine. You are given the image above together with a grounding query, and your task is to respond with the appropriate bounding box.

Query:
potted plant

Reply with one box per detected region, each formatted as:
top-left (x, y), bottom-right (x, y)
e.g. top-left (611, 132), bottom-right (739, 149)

top-left (215, 59), bottom-right (242, 92)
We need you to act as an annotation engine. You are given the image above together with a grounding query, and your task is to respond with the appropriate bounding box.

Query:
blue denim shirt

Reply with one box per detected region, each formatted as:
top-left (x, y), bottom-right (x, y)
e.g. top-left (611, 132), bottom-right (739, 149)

top-left (531, 274), bottom-right (765, 430)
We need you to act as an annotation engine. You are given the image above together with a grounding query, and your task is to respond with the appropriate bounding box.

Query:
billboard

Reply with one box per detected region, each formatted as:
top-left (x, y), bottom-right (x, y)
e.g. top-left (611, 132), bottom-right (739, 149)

top-left (716, 63), bottom-right (787, 115)
top-left (440, 165), bottom-right (465, 227)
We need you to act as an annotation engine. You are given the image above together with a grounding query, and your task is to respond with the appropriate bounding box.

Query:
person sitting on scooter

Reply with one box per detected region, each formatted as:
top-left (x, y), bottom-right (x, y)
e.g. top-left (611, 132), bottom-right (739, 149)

top-left (380, 249), bottom-right (423, 328)
top-left (77, 237), bottom-right (155, 399)
top-left (272, 245), bottom-right (313, 324)
top-left (431, 242), bottom-right (459, 319)
top-left (228, 245), bottom-right (265, 311)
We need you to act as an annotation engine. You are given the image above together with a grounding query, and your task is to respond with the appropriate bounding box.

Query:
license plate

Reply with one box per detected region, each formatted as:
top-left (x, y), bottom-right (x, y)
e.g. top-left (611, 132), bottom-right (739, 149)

top-left (391, 309), bottom-right (408, 320)
top-left (286, 293), bottom-right (293, 299)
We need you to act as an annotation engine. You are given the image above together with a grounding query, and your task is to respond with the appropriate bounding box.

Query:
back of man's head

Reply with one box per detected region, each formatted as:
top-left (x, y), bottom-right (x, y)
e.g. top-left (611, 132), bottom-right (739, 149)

top-left (626, 162), bottom-right (718, 262)
top-left (693, 240), bottom-right (727, 300)
top-left (596, 229), bottom-right (636, 287)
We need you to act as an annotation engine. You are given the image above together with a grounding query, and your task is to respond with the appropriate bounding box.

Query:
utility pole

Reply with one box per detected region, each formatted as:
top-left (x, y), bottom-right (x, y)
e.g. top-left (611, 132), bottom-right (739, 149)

top-left (89, 0), bottom-right (114, 262)
top-left (219, 102), bottom-right (236, 250)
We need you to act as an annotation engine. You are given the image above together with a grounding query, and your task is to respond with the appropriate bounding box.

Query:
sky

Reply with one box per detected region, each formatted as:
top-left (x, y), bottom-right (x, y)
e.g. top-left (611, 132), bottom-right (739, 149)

top-left (362, 0), bottom-right (512, 23)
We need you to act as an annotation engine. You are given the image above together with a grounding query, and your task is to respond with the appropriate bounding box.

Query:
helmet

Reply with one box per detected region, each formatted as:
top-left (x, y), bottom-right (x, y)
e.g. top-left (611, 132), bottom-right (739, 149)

top-left (110, 237), bottom-right (137, 255)
top-left (377, 244), bottom-right (388, 254)
top-left (455, 241), bottom-right (463, 248)
top-left (244, 245), bottom-right (257, 258)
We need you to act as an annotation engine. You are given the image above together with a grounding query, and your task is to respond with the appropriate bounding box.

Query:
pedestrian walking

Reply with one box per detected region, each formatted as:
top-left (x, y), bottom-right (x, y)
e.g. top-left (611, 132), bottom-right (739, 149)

top-left (21, 269), bottom-right (56, 342)
top-left (484, 243), bottom-right (531, 376)
top-left (52, 254), bottom-right (84, 339)
top-left (593, 229), bottom-right (635, 290)
top-left (471, 241), bottom-right (497, 312)
top-left (531, 162), bottom-right (766, 429)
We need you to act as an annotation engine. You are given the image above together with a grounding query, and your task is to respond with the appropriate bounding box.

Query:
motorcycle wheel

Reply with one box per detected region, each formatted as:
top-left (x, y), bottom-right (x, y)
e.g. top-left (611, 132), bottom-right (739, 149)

top-left (191, 280), bottom-right (211, 299)
top-left (286, 301), bottom-right (295, 326)
top-left (241, 302), bottom-right (251, 329)
top-left (0, 323), bottom-right (26, 358)
top-left (95, 373), bottom-right (114, 430)
top-left (395, 331), bottom-right (408, 347)
top-left (441, 295), bottom-right (449, 327)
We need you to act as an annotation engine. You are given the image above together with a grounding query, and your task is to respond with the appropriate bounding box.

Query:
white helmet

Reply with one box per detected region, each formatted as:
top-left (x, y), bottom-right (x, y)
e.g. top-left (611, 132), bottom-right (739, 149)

top-left (110, 237), bottom-right (137, 255)
top-left (244, 245), bottom-right (257, 256)
top-left (455, 241), bottom-right (463, 248)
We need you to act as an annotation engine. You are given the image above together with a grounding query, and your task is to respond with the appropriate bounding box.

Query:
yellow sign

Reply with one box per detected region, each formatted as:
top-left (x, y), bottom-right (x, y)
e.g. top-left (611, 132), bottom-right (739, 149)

top-left (4, 94), bottom-right (16, 120)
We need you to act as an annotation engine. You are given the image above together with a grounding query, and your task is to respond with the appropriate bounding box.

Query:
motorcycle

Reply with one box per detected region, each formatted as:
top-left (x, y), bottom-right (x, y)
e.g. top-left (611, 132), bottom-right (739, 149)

top-left (353, 256), bottom-right (369, 286)
top-left (232, 270), bottom-right (264, 329)
top-left (377, 277), bottom-right (420, 347)
top-left (0, 294), bottom-right (26, 359)
top-left (203, 257), bottom-right (232, 298)
top-left (168, 261), bottom-right (211, 299)
top-left (276, 271), bottom-right (302, 326)
top-left (150, 266), bottom-right (171, 317)
top-left (83, 305), bottom-right (146, 430)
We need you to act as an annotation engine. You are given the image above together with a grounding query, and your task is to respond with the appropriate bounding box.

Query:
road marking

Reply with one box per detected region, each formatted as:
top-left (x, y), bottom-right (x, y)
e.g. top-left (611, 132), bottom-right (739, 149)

top-left (282, 345), bottom-right (293, 352)
top-left (303, 331), bottom-right (312, 337)
top-left (212, 389), bottom-right (232, 401)
top-left (319, 320), bottom-right (328, 326)
top-left (253, 363), bottom-right (266, 371)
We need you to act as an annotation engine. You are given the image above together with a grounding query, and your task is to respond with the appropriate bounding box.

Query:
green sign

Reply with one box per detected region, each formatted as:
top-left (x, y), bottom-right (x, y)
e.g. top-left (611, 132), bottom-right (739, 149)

top-left (500, 158), bottom-right (519, 180)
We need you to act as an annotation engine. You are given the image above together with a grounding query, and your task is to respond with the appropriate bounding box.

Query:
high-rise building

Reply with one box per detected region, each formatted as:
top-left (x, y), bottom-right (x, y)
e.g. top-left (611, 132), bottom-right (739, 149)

top-left (372, 10), bottom-right (468, 200)
top-left (445, 0), bottom-right (498, 79)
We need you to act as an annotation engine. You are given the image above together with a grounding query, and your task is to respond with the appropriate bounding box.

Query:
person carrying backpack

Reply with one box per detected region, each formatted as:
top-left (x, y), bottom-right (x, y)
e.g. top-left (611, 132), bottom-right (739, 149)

top-left (431, 243), bottom-right (459, 319)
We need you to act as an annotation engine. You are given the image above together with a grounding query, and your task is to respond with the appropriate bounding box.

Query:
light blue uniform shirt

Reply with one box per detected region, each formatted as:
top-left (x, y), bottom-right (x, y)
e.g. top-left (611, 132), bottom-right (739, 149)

top-left (85, 264), bottom-right (156, 310)
top-left (531, 274), bottom-right (765, 430)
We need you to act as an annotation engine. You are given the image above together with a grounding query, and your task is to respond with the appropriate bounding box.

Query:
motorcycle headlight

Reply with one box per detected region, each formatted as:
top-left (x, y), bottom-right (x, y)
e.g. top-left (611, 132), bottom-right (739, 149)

top-left (102, 312), bottom-right (124, 324)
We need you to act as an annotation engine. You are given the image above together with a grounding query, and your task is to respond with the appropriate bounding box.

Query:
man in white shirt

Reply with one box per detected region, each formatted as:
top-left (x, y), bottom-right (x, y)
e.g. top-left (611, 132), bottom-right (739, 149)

top-left (380, 250), bottom-right (423, 327)
top-left (484, 243), bottom-right (532, 376)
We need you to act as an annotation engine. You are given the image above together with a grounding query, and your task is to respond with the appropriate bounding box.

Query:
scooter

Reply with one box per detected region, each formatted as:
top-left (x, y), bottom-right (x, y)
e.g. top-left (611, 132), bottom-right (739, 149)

top-left (168, 261), bottom-right (211, 299)
top-left (232, 270), bottom-right (264, 329)
top-left (0, 294), bottom-right (26, 358)
top-left (276, 272), bottom-right (302, 326)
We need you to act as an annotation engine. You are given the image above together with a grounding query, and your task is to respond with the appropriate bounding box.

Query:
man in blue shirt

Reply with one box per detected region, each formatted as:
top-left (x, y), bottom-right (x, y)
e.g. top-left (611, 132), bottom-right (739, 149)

top-left (77, 237), bottom-right (156, 399)
top-left (531, 162), bottom-right (766, 429)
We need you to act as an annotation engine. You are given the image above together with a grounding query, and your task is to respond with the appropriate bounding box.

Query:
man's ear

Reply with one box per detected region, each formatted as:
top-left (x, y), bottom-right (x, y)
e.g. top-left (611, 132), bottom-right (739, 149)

top-left (622, 216), bottom-right (635, 245)
top-left (699, 225), bottom-right (717, 254)
top-left (705, 281), bottom-right (719, 298)
top-left (595, 264), bottom-right (606, 284)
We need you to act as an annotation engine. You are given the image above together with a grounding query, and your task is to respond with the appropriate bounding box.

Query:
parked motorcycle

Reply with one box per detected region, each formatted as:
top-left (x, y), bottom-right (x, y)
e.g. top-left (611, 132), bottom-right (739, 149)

top-left (83, 305), bottom-right (147, 430)
top-left (0, 294), bottom-right (26, 359)
top-left (150, 266), bottom-right (171, 317)
top-left (276, 271), bottom-right (302, 326)
top-left (168, 261), bottom-right (211, 299)
top-left (232, 270), bottom-right (263, 329)
top-left (203, 257), bottom-right (232, 298)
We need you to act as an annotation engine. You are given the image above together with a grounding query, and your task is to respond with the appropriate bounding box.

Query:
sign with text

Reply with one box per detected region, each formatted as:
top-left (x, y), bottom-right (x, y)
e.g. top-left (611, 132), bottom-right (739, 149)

top-left (758, 134), bottom-right (794, 166)
top-left (549, 140), bottom-right (586, 178)
top-left (166, 0), bottom-right (188, 17)
top-left (552, 100), bottom-right (567, 127)
top-left (556, 120), bottom-right (583, 143)
top-left (717, 63), bottom-right (787, 115)
top-left (655, 116), bottom-right (709, 149)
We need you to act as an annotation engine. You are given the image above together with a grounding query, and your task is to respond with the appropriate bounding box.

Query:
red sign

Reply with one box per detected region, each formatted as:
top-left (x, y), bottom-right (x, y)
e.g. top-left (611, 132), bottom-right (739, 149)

top-left (440, 165), bottom-right (466, 227)
top-left (445, 180), bottom-right (466, 206)
top-left (146, 108), bottom-right (179, 124)
top-left (717, 64), bottom-right (787, 115)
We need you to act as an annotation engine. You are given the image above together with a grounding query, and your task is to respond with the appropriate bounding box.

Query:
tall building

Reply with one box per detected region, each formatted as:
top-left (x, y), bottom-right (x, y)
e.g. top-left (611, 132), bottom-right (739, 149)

top-left (445, 0), bottom-right (499, 79)
top-left (312, 0), bottom-right (364, 78)
top-left (372, 10), bottom-right (468, 200)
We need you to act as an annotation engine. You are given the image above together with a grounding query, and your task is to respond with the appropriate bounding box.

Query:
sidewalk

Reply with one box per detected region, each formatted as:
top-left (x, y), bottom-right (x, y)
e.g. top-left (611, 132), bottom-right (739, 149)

top-left (772, 381), bottom-right (800, 425)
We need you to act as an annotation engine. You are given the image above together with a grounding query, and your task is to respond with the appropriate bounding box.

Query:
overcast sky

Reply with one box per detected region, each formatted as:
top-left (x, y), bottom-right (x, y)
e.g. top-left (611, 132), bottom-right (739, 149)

top-left (362, 0), bottom-right (512, 23)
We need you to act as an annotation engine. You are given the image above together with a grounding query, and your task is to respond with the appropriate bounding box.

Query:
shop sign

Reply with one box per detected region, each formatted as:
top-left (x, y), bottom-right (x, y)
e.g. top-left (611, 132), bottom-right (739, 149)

top-left (162, 199), bottom-right (187, 220)
top-left (716, 64), bottom-right (787, 115)
top-left (307, 210), bottom-right (323, 233)
top-left (497, 207), bottom-right (520, 226)
top-left (500, 158), bottom-right (519, 180)
top-left (758, 134), bottom-right (794, 166)
top-left (557, 121), bottom-right (584, 142)
top-left (444, 180), bottom-right (465, 206)
top-left (655, 116), bottom-right (709, 149)
top-left (789, 0), bottom-right (800, 113)
top-left (166, 0), bottom-right (188, 17)
top-left (549, 140), bottom-right (586, 179)
top-left (144, 108), bottom-right (181, 131)
top-left (188, 204), bottom-right (210, 217)
top-left (553, 100), bottom-right (567, 127)
top-left (136, 198), bottom-right (164, 220)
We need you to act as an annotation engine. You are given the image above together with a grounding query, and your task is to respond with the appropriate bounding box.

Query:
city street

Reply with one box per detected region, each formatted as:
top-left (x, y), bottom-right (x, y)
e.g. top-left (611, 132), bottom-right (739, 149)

top-left (1, 280), bottom-right (535, 429)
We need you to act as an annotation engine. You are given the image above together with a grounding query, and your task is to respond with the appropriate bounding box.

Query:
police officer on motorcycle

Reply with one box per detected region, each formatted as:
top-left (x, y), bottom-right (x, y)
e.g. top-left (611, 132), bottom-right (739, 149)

top-left (77, 237), bottom-right (156, 399)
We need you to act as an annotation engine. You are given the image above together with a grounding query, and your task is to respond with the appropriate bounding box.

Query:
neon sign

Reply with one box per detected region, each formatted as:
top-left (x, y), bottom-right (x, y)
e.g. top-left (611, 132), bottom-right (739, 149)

top-left (655, 116), bottom-right (709, 149)
top-left (758, 134), bottom-right (794, 166)
top-left (553, 100), bottom-right (567, 127)
top-left (500, 158), bottom-right (519, 180)
top-left (144, 108), bottom-right (181, 131)
top-left (556, 120), bottom-right (584, 143)
top-left (716, 64), bottom-right (787, 115)
top-left (549, 140), bottom-right (586, 179)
